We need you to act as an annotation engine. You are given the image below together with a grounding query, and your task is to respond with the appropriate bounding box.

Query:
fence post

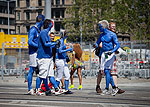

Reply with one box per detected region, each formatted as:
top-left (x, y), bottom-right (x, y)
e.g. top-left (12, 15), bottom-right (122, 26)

top-left (89, 43), bottom-right (92, 76)
top-left (19, 48), bottom-right (22, 76)
top-left (1, 43), bottom-right (4, 80)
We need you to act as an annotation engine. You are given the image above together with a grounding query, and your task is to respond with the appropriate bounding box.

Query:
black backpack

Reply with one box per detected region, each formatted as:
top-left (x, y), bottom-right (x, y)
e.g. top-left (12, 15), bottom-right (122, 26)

top-left (94, 47), bottom-right (100, 56)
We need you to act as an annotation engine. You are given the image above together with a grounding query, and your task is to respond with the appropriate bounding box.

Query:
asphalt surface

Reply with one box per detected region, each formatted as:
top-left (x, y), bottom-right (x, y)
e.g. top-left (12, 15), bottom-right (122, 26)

top-left (0, 76), bottom-right (150, 107)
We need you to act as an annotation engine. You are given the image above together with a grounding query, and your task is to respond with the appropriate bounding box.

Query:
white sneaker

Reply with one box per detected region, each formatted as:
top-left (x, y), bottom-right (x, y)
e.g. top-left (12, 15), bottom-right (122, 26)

top-left (111, 88), bottom-right (119, 96)
top-left (62, 89), bottom-right (67, 93)
top-left (59, 88), bottom-right (67, 94)
top-left (101, 89), bottom-right (110, 95)
top-left (36, 89), bottom-right (44, 96)
top-left (28, 89), bottom-right (34, 95)
top-left (51, 89), bottom-right (55, 94)
top-left (36, 91), bottom-right (44, 96)
top-left (55, 88), bottom-right (62, 95)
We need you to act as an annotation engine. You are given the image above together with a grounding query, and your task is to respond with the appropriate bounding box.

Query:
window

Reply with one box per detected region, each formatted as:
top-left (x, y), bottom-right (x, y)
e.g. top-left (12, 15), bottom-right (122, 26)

top-left (56, 0), bottom-right (60, 5)
top-left (3, 18), bottom-right (8, 25)
top-left (55, 22), bottom-right (60, 31)
top-left (62, 0), bottom-right (65, 5)
top-left (62, 10), bottom-right (64, 18)
top-left (2, 7), bottom-right (5, 13)
top-left (17, 0), bottom-right (20, 7)
top-left (26, 0), bottom-right (30, 7)
top-left (17, 26), bottom-right (20, 34)
top-left (38, 0), bottom-right (42, 6)
top-left (17, 12), bottom-right (20, 20)
top-left (26, 12), bottom-right (30, 20)
top-left (10, 19), bottom-right (15, 25)
top-left (55, 11), bottom-right (60, 18)
top-left (0, 7), bottom-right (2, 13)
top-left (10, 8), bottom-right (15, 14)
top-left (0, 18), bottom-right (2, 24)
top-left (26, 26), bottom-right (30, 33)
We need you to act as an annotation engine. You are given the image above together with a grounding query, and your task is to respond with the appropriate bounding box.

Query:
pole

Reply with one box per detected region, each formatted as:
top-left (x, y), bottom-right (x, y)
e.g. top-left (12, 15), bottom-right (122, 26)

top-left (1, 43), bottom-right (4, 80)
top-left (19, 48), bottom-right (22, 76)
top-left (8, 0), bottom-right (10, 34)
top-left (139, 26), bottom-right (142, 60)
top-left (89, 43), bottom-right (91, 75)
top-left (80, 17), bottom-right (82, 49)
top-left (45, 0), bottom-right (51, 19)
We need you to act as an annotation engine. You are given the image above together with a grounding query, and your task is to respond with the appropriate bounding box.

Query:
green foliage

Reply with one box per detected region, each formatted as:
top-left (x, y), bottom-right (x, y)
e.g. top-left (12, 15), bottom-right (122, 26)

top-left (63, 0), bottom-right (150, 42)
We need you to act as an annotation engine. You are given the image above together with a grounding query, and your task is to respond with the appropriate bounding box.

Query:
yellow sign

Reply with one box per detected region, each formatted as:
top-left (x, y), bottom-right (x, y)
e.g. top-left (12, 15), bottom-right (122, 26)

top-left (0, 32), bottom-right (62, 49)
top-left (82, 51), bottom-right (89, 61)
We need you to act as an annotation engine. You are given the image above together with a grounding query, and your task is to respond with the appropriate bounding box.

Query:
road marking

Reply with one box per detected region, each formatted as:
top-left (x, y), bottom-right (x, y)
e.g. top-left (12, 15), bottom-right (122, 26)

top-left (141, 97), bottom-right (150, 99)
top-left (0, 103), bottom-right (59, 107)
top-left (0, 99), bottom-right (149, 107)
top-left (0, 92), bottom-right (25, 94)
top-left (0, 87), bottom-right (26, 90)
top-left (124, 92), bottom-right (134, 95)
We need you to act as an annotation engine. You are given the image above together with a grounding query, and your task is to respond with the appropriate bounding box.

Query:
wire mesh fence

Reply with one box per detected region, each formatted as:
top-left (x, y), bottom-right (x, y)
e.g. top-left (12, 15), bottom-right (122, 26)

top-left (0, 40), bottom-right (150, 80)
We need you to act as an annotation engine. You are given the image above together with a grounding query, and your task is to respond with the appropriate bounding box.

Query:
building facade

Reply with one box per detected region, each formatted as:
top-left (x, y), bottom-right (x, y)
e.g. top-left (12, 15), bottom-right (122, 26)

top-left (15, 0), bottom-right (73, 35)
top-left (0, 0), bottom-right (130, 40)
top-left (0, 0), bottom-right (16, 34)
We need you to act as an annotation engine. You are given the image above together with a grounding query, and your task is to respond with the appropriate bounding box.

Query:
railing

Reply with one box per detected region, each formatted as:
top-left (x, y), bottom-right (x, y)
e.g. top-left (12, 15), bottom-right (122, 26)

top-left (1, 41), bottom-right (150, 80)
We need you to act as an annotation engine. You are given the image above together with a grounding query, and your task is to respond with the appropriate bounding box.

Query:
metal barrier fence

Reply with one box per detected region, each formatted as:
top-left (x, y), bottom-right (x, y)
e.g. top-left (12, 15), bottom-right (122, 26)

top-left (0, 41), bottom-right (150, 80)
top-left (0, 42), bottom-right (29, 80)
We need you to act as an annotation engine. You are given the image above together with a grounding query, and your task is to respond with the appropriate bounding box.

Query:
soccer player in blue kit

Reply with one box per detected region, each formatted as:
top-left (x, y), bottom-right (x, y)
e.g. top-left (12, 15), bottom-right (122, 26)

top-left (36, 19), bottom-right (62, 96)
top-left (55, 30), bottom-right (73, 94)
top-left (27, 14), bottom-right (45, 95)
top-left (93, 20), bottom-right (120, 96)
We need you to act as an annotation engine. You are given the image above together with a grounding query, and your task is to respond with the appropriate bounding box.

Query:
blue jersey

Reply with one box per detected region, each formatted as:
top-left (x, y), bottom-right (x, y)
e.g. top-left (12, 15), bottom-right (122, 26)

top-left (56, 37), bottom-right (72, 59)
top-left (28, 26), bottom-right (40, 54)
top-left (37, 29), bottom-right (56, 59)
top-left (96, 29), bottom-right (120, 56)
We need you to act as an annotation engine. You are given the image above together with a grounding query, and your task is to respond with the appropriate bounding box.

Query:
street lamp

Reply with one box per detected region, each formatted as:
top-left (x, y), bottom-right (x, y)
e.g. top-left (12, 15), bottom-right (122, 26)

top-left (80, 16), bottom-right (82, 49)
top-left (5, 0), bottom-right (15, 34)
top-left (7, 0), bottom-right (10, 34)
top-left (45, 0), bottom-right (51, 19)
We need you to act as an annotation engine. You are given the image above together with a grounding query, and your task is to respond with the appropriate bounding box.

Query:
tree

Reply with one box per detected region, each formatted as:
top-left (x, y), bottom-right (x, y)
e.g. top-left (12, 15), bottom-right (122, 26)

top-left (63, 0), bottom-right (150, 42)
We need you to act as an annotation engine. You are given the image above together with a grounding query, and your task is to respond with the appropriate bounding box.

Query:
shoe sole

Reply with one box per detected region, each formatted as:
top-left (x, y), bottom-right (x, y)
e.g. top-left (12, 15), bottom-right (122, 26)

top-left (65, 92), bottom-right (73, 94)
top-left (111, 92), bottom-right (118, 96)
top-left (77, 88), bottom-right (82, 90)
top-left (55, 92), bottom-right (62, 96)
top-left (100, 93), bottom-right (110, 96)
top-left (118, 91), bottom-right (125, 94)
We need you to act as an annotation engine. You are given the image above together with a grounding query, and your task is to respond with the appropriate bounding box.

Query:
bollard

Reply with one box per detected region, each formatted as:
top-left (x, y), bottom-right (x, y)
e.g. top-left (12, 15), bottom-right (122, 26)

top-left (1, 43), bottom-right (4, 80)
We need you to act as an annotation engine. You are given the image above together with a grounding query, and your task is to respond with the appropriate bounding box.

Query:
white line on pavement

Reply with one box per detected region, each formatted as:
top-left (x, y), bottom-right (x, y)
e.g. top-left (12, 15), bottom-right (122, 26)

top-left (0, 99), bottom-right (149, 107)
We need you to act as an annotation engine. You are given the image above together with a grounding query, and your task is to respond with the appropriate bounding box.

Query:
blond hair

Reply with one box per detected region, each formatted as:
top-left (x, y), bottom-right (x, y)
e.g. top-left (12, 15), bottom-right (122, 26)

top-left (73, 43), bottom-right (82, 59)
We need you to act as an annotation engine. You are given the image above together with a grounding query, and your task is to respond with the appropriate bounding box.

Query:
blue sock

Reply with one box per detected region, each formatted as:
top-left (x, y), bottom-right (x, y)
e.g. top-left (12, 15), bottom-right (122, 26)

top-left (28, 67), bottom-right (35, 91)
top-left (56, 81), bottom-right (60, 87)
top-left (49, 76), bottom-right (58, 89)
top-left (104, 69), bottom-right (111, 89)
top-left (110, 75), bottom-right (115, 88)
top-left (36, 76), bottom-right (42, 89)
top-left (65, 80), bottom-right (69, 90)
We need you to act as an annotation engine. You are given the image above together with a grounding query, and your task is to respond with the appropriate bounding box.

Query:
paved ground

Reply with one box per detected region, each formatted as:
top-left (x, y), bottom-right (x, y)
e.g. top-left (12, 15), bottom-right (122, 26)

top-left (0, 76), bottom-right (150, 107)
